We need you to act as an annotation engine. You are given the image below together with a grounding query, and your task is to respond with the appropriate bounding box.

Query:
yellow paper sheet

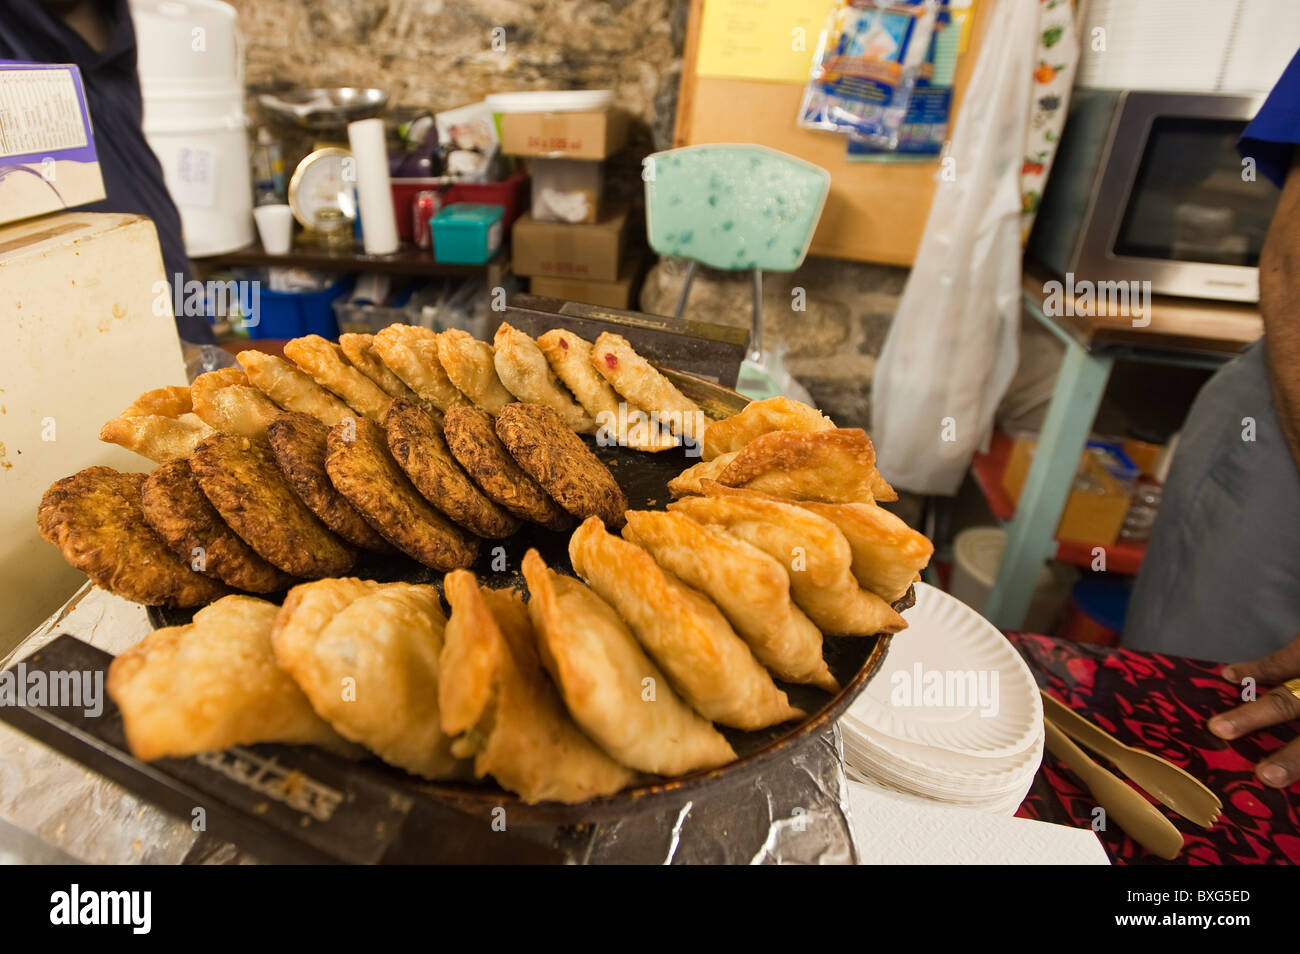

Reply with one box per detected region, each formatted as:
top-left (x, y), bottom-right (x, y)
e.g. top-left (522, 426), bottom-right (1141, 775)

top-left (696, 0), bottom-right (832, 84)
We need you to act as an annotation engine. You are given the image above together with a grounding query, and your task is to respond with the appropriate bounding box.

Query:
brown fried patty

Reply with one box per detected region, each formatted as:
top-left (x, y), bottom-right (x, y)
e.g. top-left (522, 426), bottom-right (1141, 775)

top-left (140, 459), bottom-right (292, 593)
top-left (266, 411), bottom-right (393, 552)
top-left (325, 417), bottom-right (479, 571)
top-left (191, 432), bottom-right (356, 579)
top-left (495, 403), bottom-right (628, 529)
top-left (442, 404), bottom-right (570, 531)
top-left (38, 467), bottom-right (228, 607)
top-left (385, 399), bottom-right (519, 539)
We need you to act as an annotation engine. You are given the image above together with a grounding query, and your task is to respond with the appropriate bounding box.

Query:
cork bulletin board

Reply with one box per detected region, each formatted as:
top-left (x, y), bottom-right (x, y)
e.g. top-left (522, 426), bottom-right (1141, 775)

top-left (674, 0), bottom-right (986, 266)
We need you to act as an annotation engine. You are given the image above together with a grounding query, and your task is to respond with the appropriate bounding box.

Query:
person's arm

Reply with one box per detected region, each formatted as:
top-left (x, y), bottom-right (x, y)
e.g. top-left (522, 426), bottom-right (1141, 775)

top-left (1258, 152), bottom-right (1300, 473)
top-left (1209, 634), bottom-right (1300, 788)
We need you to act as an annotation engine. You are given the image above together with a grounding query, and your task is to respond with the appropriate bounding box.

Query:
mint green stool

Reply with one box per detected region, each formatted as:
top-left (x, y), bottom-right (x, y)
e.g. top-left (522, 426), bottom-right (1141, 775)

top-left (644, 144), bottom-right (830, 400)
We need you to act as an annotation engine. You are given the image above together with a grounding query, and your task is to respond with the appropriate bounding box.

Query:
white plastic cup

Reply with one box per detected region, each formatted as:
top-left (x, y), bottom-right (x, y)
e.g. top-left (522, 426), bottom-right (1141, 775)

top-left (252, 204), bottom-right (294, 254)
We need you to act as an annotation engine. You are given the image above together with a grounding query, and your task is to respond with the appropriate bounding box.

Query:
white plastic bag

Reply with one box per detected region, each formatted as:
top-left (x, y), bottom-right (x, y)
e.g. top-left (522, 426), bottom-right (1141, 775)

top-left (870, 0), bottom-right (1049, 495)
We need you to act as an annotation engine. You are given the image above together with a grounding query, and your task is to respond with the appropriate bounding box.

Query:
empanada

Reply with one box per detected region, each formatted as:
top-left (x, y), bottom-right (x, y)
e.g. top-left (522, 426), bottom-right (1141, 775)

top-left (283, 334), bottom-right (393, 422)
top-left (339, 332), bottom-right (441, 423)
top-left (236, 350), bottom-right (354, 426)
top-left (372, 324), bottom-right (468, 412)
top-left (667, 451), bottom-right (737, 498)
top-left (492, 322), bottom-right (594, 433)
top-left (671, 484), bottom-right (906, 636)
top-left (568, 517), bottom-right (803, 729)
top-left (190, 369), bottom-right (283, 439)
top-left (536, 329), bottom-right (677, 452)
top-left (437, 329), bottom-right (514, 414)
top-left (108, 595), bottom-right (355, 761)
top-left (522, 550), bottom-right (736, 775)
top-left (622, 510), bottom-right (836, 691)
top-left (794, 500), bottom-right (932, 602)
top-left (271, 579), bottom-right (470, 780)
top-left (590, 332), bottom-right (710, 447)
top-left (99, 386), bottom-right (215, 462)
top-left (717, 428), bottom-right (896, 503)
top-left (702, 396), bottom-right (834, 460)
top-left (439, 571), bottom-right (635, 803)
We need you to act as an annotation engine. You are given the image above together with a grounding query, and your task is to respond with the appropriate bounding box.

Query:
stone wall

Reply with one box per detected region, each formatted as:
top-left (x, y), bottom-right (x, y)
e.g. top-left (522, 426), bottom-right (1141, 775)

top-left (228, 0), bottom-right (906, 427)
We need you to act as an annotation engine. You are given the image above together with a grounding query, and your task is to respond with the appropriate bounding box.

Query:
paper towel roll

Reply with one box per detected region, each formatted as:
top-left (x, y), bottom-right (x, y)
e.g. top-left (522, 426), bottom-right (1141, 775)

top-left (346, 118), bottom-right (399, 255)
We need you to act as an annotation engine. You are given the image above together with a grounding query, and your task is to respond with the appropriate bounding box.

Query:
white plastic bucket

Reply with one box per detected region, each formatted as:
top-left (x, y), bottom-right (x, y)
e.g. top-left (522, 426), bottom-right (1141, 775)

top-left (131, 0), bottom-right (241, 87)
top-left (141, 82), bottom-right (243, 126)
top-left (144, 112), bottom-right (253, 256)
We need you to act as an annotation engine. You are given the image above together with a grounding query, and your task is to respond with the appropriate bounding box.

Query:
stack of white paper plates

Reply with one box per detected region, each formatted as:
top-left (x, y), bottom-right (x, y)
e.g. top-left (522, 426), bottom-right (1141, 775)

top-left (841, 583), bottom-right (1044, 815)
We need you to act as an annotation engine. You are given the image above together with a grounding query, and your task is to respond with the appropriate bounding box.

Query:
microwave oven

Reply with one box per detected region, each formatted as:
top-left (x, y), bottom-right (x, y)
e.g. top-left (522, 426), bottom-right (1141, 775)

top-left (1028, 88), bottom-right (1279, 303)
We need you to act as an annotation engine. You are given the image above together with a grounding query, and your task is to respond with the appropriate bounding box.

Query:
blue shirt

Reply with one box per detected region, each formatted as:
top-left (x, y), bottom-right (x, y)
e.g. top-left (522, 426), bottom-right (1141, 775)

top-left (1239, 47), bottom-right (1300, 188)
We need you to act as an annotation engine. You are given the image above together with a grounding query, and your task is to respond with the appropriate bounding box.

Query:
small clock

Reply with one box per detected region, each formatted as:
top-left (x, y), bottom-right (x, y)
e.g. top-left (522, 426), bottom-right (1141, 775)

top-left (287, 147), bottom-right (357, 230)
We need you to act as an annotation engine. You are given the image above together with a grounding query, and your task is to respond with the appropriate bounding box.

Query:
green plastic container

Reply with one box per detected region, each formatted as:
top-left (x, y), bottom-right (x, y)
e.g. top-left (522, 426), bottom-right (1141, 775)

top-left (431, 202), bottom-right (504, 264)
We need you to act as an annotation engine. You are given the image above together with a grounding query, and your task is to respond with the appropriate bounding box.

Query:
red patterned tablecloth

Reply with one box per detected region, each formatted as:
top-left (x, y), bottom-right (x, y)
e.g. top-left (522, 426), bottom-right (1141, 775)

top-left (1009, 633), bottom-right (1300, 865)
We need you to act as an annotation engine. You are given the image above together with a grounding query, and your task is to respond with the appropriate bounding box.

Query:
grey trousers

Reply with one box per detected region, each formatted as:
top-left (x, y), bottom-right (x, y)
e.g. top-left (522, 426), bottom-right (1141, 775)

top-left (1124, 340), bottom-right (1300, 663)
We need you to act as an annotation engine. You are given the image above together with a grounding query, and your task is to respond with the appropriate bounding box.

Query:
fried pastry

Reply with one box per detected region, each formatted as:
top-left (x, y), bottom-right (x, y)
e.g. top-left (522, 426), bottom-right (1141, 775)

top-left (325, 417), bottom-right (479, 570)
top-left (190, 431), bottom-right (356, 578)
top-left (590, 332), bottom-right (710, 447)
top-left (108, 595), bottom-right (355, 761)
top-left (265, 411), bottom-right (393, 552)
top-left (622, 510), bottom-right (836, 691)
top-left (701, 396), bottom-right (834, 460)
top-left (439, 572), bottom-right (635, 803)
top-left (667, 451), bottom-right (737, 498)
top-left (338, 333), bottom-right (429, 410)
top-left (99, 386), bottom-right (215, 462)
top-left (236, 350), bottom-right (354, 426)
top-left (271, 579), bottom-right (469, 779)
top-left (522, 550), bottom-right (737, 776)
top-left (568, 517), bottom-right (803, 729)
top-left (536, 329), bottom-right (678, 452)
top-left (441, 405), bottom-right (571, 531)
top-left (141, 458), bottom-right (292, 593)
top-left (713, 427), bottom-right (891, 504)
top-left (437, 328), bottom-right (514, 414)
top-left (372, 324), bottom-right (468, 412)
top-left (492, 322), bottom-right (595, 432)
top-left (794, 500), bottom-right (932, 602)
top-left (495, 403), bottom-right (628, 528)
top-left (190, 368), bottom-right (283, 440)
top-left (385, 398), bottom-right (519, 538)
top-left (671, 484), bottom-right (906, 635)
top-left (38, 467), bottom-right (227, 607)
top-left (283, 334), bottom-right (393, 422)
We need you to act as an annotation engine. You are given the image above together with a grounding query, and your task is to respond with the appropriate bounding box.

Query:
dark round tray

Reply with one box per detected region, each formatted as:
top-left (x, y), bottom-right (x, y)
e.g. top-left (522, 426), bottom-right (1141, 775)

top-left (149, 369), bottom-right (905, 823)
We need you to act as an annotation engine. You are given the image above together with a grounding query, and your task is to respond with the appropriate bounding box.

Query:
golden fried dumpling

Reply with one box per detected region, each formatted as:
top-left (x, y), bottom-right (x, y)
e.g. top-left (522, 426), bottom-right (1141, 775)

top-left (492, 322), bottom-right (595, 433)
top-left (701, 396), bottom-right (834, 460)
top-left (622, 510), bottom-right (836, 691)
top-left (271, 578), bottom-right (470, 780)
top-left (522, 550), bottom-right (736, 776)
top-left (339, 332), bottom-right (441, 423)
top-left (437, 329), bottom-right (514, 414)
top-left (99, 385), bottom-right (215, 462)
top-left (568, 517), bottom-right (803, 729)
top-left (107, 595), bottom-right (356, 761)
top-left (671, 483), bottom-right (906, 636)
top-left (716, 428), bottom-right (894, 503)
top-left (667, 451), bottom-right (737, 498)
top-left (439, 571), bottom-right (635, 803)
top-left (794, 500), bottom-right (932, 602)
top-left (283, 334), bottom-right (393, 422)
top-left (590, 332), bottom-right (710, 447)
top-left (236, 350), bottom-right (354, 426)
top-left (372, 324), bottom-right (468, 412)
top-left (190, 368), bottom-right (283, 440)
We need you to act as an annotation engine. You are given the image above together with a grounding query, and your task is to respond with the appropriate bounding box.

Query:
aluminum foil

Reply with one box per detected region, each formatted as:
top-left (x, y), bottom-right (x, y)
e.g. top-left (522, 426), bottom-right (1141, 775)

top-left (0, 586), bottom-right (857, 865)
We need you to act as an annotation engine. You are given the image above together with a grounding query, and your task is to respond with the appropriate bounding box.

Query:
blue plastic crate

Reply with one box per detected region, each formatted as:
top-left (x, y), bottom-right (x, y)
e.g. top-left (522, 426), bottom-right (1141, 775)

top-left (247, 276), bottom-right (354, 340)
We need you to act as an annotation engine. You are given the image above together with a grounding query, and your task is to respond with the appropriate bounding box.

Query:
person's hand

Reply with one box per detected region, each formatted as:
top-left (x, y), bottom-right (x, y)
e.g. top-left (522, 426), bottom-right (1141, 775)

top-left (1208, 635), bottom-right (1300, 788)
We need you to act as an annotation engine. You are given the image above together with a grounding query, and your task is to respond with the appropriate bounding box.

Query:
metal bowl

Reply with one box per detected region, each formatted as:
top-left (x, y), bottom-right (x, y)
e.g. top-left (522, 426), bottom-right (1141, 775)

top-left (258, 87), bottom-right (389, 131)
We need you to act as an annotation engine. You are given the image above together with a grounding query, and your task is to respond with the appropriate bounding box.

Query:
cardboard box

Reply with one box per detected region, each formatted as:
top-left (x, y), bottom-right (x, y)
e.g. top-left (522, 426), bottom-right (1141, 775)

top-left (529, 259), bottom-right (638, 309)
top-left (0, 62), bottom-right (106, 227)
top-left (511, 208), bottom-right (629, 282)
top-left (1003, 436), bottom-right (1135, 547)
top-left (0, 213), bottom-right (188, 648)
top-left (501, 110), bottom-right (628, 159)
